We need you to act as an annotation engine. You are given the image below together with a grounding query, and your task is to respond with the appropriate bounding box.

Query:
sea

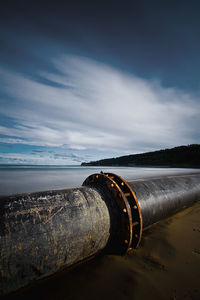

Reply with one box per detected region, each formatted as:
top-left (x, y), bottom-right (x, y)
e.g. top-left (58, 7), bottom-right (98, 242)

top-left (0, 164), bottom-right (199, 196)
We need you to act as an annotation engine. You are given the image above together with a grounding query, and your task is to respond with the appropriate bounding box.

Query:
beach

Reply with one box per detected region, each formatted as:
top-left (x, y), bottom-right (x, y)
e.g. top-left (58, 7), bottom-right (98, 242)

top-left (2, 197), bottom-right (200, 300)
top-left (1, 1), bottom-right (200, 298)
top-left (1, 166), bottom-right (200, 299)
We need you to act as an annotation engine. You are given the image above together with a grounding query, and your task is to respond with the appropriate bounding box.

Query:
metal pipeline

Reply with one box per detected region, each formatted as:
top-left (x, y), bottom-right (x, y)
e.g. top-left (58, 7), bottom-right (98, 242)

top-left (0, 172), bottom-right (200, 294)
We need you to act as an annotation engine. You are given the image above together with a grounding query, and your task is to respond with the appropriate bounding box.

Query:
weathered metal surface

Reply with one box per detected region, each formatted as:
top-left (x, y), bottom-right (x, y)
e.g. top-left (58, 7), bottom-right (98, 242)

top-left (127, 173), bottom-right (200, 229)
top-left (0, 186), bottom-right (111, 294)
top-left (83, 173), bottom-right (133, 254)
top-left (105, 173), bottom-right (143, 249)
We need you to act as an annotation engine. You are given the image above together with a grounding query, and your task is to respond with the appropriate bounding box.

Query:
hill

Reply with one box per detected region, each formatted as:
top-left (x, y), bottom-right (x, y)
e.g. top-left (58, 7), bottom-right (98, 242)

top-left (81, 144), bottom-right (200, 167)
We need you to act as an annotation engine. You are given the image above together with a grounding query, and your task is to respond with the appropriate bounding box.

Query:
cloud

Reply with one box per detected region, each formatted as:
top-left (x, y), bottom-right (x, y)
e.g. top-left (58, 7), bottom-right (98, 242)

top-left (0, 55), bottom-right (200, 162)
top-left (0, 151), bottom-right (86, 165)
top-left (0, 152), bottom-right (52, 165)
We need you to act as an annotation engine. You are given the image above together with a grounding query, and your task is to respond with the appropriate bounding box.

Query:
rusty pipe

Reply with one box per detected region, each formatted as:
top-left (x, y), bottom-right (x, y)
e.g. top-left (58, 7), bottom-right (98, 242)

top-left (0, 172), bottom-right (200, 294)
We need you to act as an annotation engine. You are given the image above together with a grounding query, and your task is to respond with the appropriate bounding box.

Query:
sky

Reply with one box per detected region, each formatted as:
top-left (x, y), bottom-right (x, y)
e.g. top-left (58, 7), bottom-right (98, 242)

top-left (0, 0), bottom-right (200, 165)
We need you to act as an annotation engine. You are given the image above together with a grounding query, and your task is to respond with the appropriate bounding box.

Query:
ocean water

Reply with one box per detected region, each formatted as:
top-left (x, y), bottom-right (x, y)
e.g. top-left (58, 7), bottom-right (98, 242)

top-left (0, 165), bottom-right (199, 195)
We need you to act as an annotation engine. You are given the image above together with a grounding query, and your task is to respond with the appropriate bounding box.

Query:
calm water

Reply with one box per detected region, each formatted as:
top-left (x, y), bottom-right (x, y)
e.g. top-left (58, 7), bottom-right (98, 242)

top-left (0, 165), bottom-right (199, 195)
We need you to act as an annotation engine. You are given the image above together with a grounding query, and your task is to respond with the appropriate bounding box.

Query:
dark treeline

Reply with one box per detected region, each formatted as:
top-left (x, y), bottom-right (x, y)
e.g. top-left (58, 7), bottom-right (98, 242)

top-left (81, 144), bottom-right (200, 167)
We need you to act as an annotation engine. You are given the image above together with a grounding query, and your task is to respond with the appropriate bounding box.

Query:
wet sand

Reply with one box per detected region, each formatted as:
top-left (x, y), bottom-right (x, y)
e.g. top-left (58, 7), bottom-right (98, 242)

top-left (2, 201), bottom-right (200, 300)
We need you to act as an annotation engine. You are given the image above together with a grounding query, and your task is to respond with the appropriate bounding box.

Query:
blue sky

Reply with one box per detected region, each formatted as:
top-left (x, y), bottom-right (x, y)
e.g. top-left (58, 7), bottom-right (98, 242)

top-left (0, 1), bottom-right (200, 165)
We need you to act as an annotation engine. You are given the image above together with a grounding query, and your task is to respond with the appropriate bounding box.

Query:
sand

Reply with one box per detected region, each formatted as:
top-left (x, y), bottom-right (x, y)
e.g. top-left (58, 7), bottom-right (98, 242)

top-left (2, 201), bottom-right (200, 300)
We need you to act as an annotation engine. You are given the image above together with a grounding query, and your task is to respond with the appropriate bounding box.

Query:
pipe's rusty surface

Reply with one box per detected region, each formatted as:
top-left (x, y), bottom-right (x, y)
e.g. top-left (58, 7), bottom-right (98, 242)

top-left (84, 172), bottom-right (200, 251)
top-left (0, 172), bottom-right (200, 295)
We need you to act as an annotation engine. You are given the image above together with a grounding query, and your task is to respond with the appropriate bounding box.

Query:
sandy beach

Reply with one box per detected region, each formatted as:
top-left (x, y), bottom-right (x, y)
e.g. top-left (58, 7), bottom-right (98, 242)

top-left (2, 199), bottom-right (200, 300)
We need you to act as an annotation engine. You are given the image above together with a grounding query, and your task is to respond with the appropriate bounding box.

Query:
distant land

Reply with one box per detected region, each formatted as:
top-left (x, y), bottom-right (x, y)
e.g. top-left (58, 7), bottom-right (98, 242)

top-left (81, 144), bottom-right (200, 168)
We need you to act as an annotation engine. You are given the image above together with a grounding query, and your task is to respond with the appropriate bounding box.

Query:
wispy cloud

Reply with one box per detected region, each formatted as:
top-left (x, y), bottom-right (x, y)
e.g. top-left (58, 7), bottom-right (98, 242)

top-left (0, 152), bottom-right (71, 165)
top-left (0, 150), bottom-right (89, 165)
top-left (0, 55), bottom-right (199, 164)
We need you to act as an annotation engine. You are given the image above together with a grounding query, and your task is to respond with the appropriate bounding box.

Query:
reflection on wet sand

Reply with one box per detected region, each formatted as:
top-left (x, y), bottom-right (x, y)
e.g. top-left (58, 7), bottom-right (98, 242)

top-left (3, 201), bottom-right (200, 300)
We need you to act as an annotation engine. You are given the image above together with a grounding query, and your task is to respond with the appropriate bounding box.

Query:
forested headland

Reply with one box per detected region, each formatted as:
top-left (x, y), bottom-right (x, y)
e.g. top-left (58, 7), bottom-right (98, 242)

top-left (81, 144), bottom-right (200, 168)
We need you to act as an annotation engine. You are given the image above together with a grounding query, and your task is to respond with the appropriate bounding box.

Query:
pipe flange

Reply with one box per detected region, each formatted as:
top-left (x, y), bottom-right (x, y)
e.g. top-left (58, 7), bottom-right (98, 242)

top-left (83, 173), bottom-right (133, 254)
top-left (105, 173), bottom-right (143, 249)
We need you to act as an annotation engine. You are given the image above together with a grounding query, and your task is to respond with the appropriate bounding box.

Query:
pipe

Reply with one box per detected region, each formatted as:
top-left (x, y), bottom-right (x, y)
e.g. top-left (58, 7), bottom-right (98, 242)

top-left (127, 174), bottom-right (200, 229)
top-left (0, 172), bottom-right (200, 294)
